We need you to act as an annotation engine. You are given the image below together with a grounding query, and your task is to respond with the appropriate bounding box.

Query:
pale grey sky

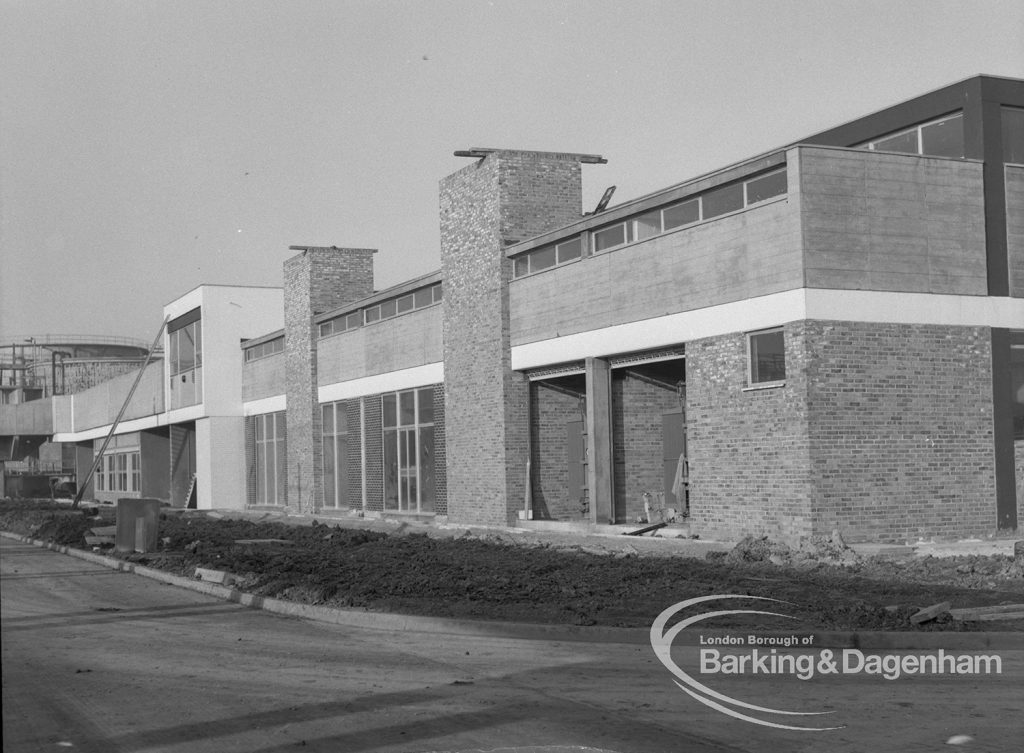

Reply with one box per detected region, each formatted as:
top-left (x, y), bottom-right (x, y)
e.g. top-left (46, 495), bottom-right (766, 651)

top-left (2, 0), bottom-right (1023, 341)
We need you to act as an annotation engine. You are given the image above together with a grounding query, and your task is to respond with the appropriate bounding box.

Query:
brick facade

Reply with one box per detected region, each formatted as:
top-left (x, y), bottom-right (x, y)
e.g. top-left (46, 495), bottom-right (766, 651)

top-left (529, 381), bottom-right (585, 520)
top-left (686, 324), bottom-right (815, 541)
top-left (363, 395), bottom-right (383, 513)
top-left (805, 321), bottom-right (996, 542)
top-left (432, 384), bottom-right (448, 517)
top-left (686, 321), bottom-right (1000, 543)
top-left (440, 151), bottom-right (585, 526)
top-left (284, 247), bottom-right (374, 513)
top-left (611, 371), bottom-right (682, 525)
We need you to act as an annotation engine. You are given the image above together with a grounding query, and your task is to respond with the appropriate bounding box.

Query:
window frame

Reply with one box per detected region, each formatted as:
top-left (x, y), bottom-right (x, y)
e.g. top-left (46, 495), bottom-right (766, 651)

top-left (382, 386), bottom-right (435, 514)
top-left (746, 327), bottom-right (786, 387)
top-left (254, 412), bottom-right (286, 506)
top-left (860, 111), bottom-right (965, 159)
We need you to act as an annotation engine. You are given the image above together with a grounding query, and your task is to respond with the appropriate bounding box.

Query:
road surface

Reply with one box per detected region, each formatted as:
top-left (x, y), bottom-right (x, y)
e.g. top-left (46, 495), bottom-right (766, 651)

top-left (2, 536), bottom-right (1021, 752)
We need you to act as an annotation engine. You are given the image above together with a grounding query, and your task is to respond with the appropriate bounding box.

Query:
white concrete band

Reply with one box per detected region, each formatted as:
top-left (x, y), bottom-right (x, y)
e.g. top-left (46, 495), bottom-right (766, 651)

top-left (511, 288), bottom-right (1024, 371)
top-left (318, 362), bottom-right (444, 403)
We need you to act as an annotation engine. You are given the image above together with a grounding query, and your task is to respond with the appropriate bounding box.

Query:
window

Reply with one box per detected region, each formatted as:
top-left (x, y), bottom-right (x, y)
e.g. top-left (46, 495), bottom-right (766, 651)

top-left (130, 452), bottom-right (140, 491)
top-left (862, 112), bottom-right (964, 159)
top-left (662, 199), bottom-right (700, 230)
top-left (556, 237), bottom-right (582, 262)
top-left (748, 329), bottom-right (785, 385)
top-left (1011, 336), bottom-right (1024, 441)
top-left (94, 450), bottom-right (141, 492)
top-left (168, 310), bottom-right (202, 409)
top-left (1003, 107), bottom-right (1024, 164)
top-left (244, 336), bottom-right (283, 362)
top-left (702, 183), bottom-right (745, 219)
top-left (319, 283), bottom-right (442, 336)
top-left (511, 168), bottom-right (787, 277)
top-left (322, 402), bottom-right (350, 509)
top-left (593, 223), bottom-right (632, 252)
top-left (254, 412), bottom-right (286, 506)
top-left (634, 210), bottom-right (662, 241)
top-left (746, 170), bottom-right (789, 204)
top-left (513, 237), bottom-right (585, 277)
top-left (382, 387), bottom-right (435, 514)
top-left (531, 245), bottom-right (556, 271)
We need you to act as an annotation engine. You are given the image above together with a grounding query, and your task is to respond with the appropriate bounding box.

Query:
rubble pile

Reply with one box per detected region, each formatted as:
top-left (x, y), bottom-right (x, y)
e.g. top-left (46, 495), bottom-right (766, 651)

top-left (725, 530), bottom-right (861, 569)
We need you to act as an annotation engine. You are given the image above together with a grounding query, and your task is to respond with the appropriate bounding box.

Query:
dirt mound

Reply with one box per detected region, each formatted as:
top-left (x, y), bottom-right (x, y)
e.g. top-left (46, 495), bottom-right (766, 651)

top-left (0, 500), bottom-right (100, 546)
top-left (3, 501), bottom-right (1021, 632)
top-left (724, 531), bottom-right (860, 569)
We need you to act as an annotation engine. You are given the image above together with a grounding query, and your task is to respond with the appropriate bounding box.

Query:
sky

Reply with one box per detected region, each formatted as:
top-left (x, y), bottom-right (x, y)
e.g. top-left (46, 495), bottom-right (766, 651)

top-left (2, 0), bottom-right (1023, 342)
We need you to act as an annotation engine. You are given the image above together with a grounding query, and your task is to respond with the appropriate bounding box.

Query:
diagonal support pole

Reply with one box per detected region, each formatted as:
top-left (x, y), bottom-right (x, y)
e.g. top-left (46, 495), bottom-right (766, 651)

top-left (72, 317), bottom-right (169, 508)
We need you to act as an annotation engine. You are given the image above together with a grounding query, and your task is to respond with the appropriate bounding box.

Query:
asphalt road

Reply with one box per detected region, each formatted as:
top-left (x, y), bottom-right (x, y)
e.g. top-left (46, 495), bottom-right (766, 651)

top-left (2, 536), bottom-right (1022, 753)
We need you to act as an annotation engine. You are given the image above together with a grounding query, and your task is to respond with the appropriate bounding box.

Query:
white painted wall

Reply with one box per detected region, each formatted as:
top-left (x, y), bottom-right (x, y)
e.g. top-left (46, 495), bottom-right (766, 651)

top-left (196, 415), bottom-right (246, 509)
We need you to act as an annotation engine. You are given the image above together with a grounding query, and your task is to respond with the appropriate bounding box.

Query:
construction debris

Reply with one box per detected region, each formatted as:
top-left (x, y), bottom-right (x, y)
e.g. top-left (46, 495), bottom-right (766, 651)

top-left (724, 532), bottom-right (861, 568)
top-left (624, 522), bottom-right (667, 537)
top-left (910, 601), bottom-right (951, 624)
top-left (948, 604), bottom-right (1024, 622)
top-left (194, 567), bottom-right (236, 586)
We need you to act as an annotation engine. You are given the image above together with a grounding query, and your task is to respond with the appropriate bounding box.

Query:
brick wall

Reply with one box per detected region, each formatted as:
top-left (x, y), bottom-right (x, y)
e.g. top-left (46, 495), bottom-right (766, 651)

top-left (805, 321), bottom-right (997, 542)
top-left (284, 248), bottom-right (374, 514)
top-left (612, 371), bottom-right (681, 524)
top-left (363, 394), bottom-right (383, 513)
top-left (345, 400), bottom-right (362, 511)
top-left (432, 384), bottom-right (447, 516)
top-left (441, 150), bottom-right (584, 526)
top-left (686, 324), bottom-right (814, 541)
top-left (529, 381), bottom-right (583, 520)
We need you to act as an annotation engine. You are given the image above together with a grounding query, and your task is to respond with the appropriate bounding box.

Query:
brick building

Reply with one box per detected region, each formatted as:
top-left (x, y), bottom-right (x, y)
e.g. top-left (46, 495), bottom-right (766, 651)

top-left (29, 74), bottom-right (1024, 543)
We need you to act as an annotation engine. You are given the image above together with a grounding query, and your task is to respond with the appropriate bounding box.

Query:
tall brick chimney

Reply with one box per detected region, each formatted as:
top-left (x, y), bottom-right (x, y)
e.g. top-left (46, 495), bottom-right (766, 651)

top-left (439, 148), bottom-right (603, 525)
top-left (284, 246), bottom-right (375, 513)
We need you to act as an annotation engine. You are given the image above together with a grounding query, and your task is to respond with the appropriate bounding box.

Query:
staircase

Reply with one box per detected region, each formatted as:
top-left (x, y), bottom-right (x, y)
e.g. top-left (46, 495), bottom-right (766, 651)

top-left (183, 472), bottom-right (197, 509)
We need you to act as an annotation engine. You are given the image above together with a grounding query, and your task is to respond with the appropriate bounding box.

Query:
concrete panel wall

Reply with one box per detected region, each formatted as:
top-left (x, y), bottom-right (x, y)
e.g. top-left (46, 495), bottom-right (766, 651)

top-left (1006, 164), bottom-right (1024, 298)
top-left (317, 305), bottom-right (443, 387)
top-left (806, 321), bottom-right (997, 542)
top-left (71, 362), bottom-right (164, 432)
top-left (0, 399), bottom-right (54, 434)
top-left (799, 147), bottom-right (987, 294)
top-left (510, 195), bottom-right (801, 347)
top-left (197, 415), bottom-right (246, 510)
top-left (242, 351), bottom-right (285, 402)
top-left (52, 396), bottom-right (73, 433)
top-left (198, 287), bottom-right (286, 417)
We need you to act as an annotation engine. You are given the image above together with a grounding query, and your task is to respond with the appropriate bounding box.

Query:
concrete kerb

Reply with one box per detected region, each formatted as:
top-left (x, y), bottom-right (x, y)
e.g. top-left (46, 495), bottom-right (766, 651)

top-left (3, 530), bottom-right (1022, 651)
